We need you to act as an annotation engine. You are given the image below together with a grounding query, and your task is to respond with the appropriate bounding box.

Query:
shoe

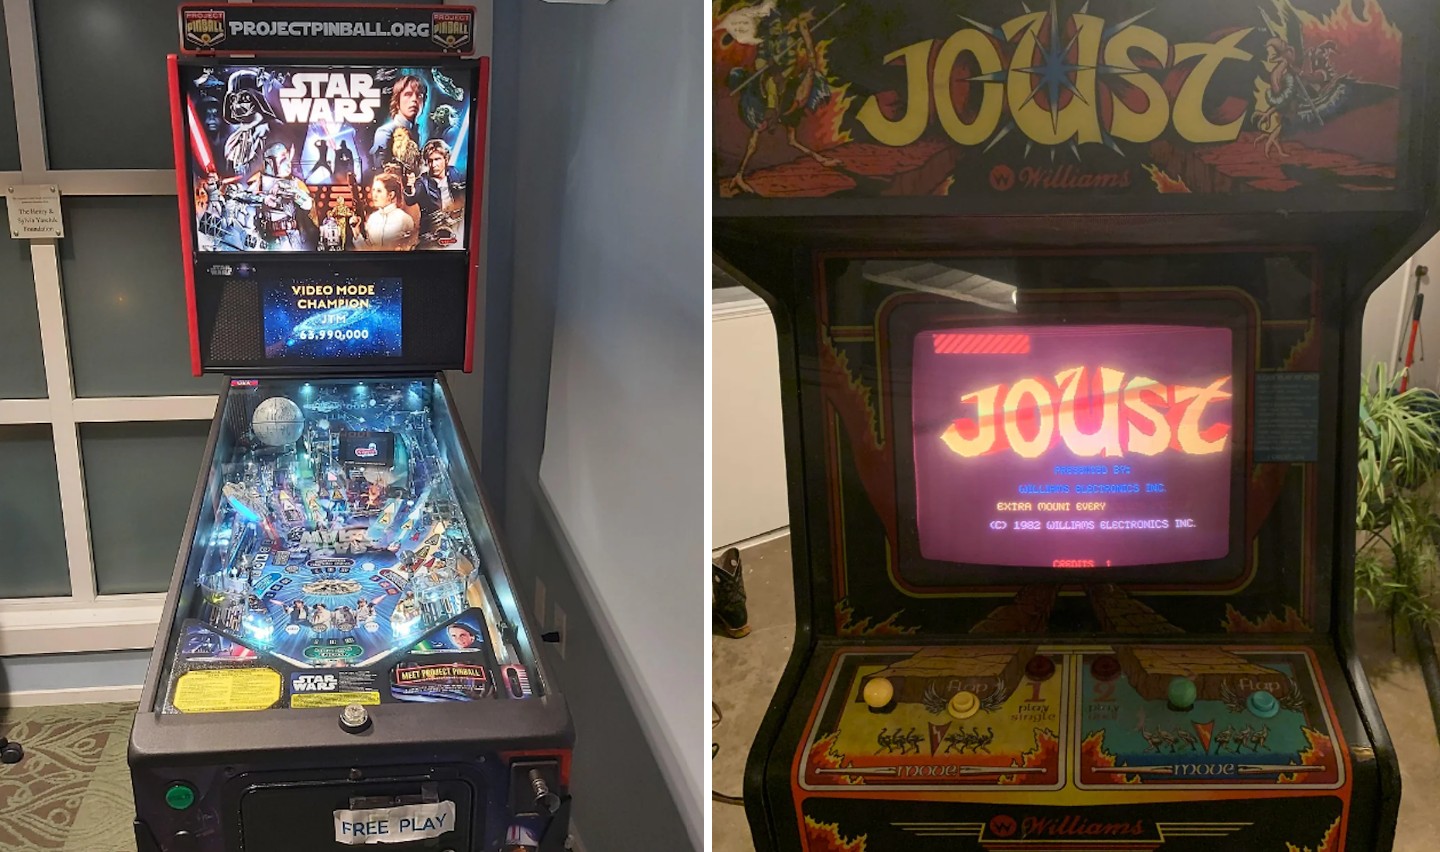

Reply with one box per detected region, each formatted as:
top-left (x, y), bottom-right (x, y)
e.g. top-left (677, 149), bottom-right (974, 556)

top-left (712, 547), bottom-right (750, 638)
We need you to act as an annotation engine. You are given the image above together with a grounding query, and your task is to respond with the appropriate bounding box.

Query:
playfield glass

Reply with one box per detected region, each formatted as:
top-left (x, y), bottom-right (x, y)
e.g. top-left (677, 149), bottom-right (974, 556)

top-left (911, 324), bottom-right (1234, 572)
top-left (154, 377), bottom-right (538, 714)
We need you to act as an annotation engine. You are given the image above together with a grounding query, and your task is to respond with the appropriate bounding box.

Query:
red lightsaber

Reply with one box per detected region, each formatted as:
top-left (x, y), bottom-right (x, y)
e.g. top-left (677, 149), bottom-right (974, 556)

top-left (186, 97), bottom-right (217, 176)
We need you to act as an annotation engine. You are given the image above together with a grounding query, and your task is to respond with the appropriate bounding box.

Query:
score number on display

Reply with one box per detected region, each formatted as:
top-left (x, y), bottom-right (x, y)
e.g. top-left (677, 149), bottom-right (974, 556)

top-left (297, 328), bottom-right (371, 341)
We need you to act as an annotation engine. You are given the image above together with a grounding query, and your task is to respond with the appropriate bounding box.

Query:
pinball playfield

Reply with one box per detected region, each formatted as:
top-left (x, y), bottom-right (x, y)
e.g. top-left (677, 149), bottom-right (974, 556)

top-left (132, 374), bottom-right (570, 852)
top-left (158, 377), bottom-right (533, 716)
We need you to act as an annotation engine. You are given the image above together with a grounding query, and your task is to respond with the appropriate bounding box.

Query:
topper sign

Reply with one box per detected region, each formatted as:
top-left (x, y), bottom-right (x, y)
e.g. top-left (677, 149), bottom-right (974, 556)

top-left (941, 367), bottom-right (1232, 459)
top-left (178, 5), bottom-right (478, 56)
top-left (857, 8), bottom-right (1253, 149)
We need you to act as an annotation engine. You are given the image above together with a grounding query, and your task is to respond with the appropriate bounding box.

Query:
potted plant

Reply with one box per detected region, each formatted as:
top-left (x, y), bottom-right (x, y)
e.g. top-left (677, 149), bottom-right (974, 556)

top-left (1355, 362), bottom-right (1440, 740)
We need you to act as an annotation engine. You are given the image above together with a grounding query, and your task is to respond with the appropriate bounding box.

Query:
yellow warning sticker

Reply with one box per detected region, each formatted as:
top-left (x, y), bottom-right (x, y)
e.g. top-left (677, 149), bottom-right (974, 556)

top-left (291, 691), bottom-right (382, 708)
top-left (172, 668), bottom-right (282, 713)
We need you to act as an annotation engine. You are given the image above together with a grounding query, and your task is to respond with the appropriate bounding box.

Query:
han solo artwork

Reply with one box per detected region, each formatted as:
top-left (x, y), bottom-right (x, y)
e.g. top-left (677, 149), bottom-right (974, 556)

top-left (187, 65), bottom-right (474, 251)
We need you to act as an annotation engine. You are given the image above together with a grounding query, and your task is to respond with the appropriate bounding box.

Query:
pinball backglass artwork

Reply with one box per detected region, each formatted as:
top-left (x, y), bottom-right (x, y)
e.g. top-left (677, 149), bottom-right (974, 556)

top-left (183, 64), bottom-right (477, 252)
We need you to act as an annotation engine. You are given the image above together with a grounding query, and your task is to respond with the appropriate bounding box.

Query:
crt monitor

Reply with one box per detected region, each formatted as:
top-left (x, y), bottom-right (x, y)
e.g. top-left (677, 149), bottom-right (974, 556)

top-left (888, 290), bottom-right (1251, 590)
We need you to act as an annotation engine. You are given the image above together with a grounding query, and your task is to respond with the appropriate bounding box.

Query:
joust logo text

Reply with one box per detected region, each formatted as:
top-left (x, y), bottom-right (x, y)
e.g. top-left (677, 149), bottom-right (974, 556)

top-left (941, 367), bottom-right (1232, 459)
top-left (858, 8), bottom-right (1254, 150)
top-left (277, 73), bottom-right (381, 125)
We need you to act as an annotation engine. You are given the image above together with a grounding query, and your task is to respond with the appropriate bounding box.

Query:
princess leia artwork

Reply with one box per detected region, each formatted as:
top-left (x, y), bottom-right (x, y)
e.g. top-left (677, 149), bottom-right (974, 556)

top-left (352, 172), bottom-right (418, 250)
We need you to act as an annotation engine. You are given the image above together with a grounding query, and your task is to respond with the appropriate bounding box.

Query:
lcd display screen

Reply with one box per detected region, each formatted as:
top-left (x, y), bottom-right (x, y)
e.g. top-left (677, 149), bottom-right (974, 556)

top-left (911, 324), bottom-right (1234, 570)
top-left (262, 276), bottom-right (402, 360)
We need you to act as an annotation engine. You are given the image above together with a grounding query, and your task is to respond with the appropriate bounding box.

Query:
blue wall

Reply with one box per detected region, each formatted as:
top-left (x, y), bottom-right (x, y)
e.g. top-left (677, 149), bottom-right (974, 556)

top-left (483, 0), bottom-right (703, 848)
top-left (0, 651), bottom-right (150, 695)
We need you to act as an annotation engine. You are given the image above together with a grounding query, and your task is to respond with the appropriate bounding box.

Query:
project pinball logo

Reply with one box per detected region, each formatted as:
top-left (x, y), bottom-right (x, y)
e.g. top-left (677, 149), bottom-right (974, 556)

top-left (183, 9), bottom-right (226, 50)
top-left (430, 11), bottom-right (472, 51)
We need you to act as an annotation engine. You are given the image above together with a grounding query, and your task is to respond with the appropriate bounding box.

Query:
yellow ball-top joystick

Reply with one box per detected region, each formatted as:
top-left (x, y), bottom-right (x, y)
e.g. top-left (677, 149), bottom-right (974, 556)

top-left (862, 677), bottom-right (894, 709)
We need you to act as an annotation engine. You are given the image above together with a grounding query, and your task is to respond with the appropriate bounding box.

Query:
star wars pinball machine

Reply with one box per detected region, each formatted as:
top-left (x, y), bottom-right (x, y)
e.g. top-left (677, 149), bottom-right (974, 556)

top-left (714, 0), bottom-right (1440, 849)
top-left (129, 7), bottom-right (572, 852)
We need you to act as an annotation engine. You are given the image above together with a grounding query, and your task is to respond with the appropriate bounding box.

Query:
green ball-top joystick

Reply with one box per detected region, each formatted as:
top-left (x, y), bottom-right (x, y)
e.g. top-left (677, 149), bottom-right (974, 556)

top-left (1167, 676), bottom-right (1198, 712)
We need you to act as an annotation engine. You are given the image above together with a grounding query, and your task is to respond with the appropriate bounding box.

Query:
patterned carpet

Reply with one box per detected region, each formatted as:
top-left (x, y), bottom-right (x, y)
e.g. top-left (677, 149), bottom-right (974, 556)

top-left (0, 703), bottom-right (138, 852)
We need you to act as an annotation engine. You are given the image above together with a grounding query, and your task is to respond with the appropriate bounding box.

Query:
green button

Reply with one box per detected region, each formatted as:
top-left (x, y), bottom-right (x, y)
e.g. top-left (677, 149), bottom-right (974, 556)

top-left (1167, 677), bottom-right (1198, 711)
top-left (165, 783), bottom-right (196, 810)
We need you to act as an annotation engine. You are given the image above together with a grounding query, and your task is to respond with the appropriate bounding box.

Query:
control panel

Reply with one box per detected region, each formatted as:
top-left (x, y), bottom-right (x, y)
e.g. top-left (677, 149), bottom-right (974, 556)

top-left (798, 645), bottom-right (1345, 793)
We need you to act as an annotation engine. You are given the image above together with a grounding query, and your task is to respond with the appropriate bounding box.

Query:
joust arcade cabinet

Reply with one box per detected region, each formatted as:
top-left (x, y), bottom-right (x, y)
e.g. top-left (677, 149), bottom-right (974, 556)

top-left (713, 0), bottom-right (1440, 849)
top-left (129, 6), bottom-right (572, 851)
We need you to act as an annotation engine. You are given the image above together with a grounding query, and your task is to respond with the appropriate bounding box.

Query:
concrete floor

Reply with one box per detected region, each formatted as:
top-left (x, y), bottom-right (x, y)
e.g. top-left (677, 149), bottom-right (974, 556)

top-left (712, 536), bottom-right (795, 852)
top-left (1354, 606), bottom-right (1440, 848)
top-left (711, 535), bottom-right (1440, 852)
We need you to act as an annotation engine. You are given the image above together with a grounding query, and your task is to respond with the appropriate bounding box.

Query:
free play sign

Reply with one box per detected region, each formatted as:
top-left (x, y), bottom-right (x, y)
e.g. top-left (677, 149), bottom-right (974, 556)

top-left (333, 800), bottom-right (456, 844)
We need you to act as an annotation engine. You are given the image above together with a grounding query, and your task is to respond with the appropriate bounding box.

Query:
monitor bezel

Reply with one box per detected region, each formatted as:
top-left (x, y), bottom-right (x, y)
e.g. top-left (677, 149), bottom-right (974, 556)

top-left (884, 288), bottom-right (1255, 592)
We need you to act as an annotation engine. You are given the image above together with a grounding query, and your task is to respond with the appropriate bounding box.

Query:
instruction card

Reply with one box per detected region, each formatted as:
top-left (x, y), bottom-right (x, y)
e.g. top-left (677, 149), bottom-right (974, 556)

top-left (334, 800), bottom-right (456, 845)
top-left (172, 668), bottom-right (282, 713)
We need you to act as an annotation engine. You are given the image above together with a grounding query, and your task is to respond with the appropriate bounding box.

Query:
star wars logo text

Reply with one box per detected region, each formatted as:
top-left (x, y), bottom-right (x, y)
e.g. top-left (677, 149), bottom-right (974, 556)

top-left (858, 7), bottom-right (1254, 150)
top-left (291, 674), bottom-right (339, 693)
top-left (942, 367), bottom-right (1232, 459)
top-left (277, 73), bottom-right (381, 125)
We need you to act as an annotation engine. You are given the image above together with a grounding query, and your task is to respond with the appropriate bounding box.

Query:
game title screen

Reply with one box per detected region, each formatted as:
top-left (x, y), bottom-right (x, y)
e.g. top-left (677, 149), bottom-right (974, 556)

top-left (185, 64), bottom-right (474, 252)
top-left (262, 277), bottom-right (403, 360)
top-left (911, 324), bottom-right (1234, 572)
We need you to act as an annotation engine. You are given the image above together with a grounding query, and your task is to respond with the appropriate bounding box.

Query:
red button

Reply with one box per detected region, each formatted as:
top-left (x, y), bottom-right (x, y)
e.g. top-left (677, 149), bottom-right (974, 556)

top-left (1025, 655), bottom-right (1055, 681)
top-left (1091, 655), bottom-right (1122, 681)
